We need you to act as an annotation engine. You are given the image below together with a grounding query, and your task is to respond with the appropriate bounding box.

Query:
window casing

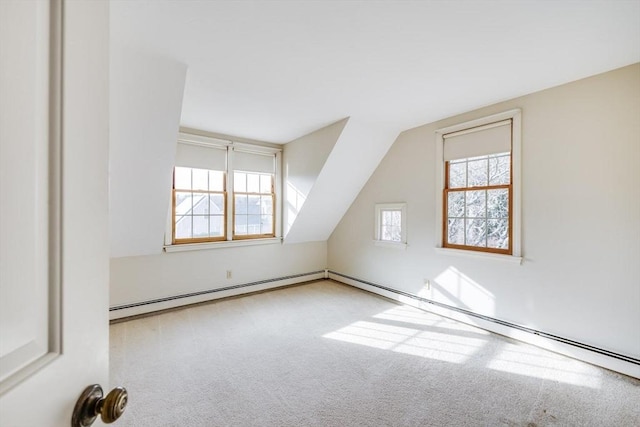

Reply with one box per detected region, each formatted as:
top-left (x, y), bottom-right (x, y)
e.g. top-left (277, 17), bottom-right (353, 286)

top-left (233, 171), bottom-right (275, 239)
top-left (435, 109), bottom-right (522, 261)
top-left (173, 167), bottom-right (226, 243)
top-left (168, 133), bottom-right (281, 246)
top-left (374, 203), bottom-right (407, 248)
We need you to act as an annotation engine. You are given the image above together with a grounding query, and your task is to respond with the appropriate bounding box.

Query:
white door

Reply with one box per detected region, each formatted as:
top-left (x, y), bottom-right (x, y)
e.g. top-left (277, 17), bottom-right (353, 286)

top-left (0, 1), bottom-right (113, 426)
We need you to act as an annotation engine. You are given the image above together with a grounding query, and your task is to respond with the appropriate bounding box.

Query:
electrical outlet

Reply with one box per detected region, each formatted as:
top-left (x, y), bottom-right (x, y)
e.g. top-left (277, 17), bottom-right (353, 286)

top-left (226, 270), bottom-right (232, 279)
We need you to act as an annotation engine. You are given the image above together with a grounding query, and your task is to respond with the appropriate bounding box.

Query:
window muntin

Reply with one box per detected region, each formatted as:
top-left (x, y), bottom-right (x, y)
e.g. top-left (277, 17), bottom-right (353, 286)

top-left (173, 167), bottom-right (226, 243)
top-left (374, 203), bottom-right (407, 247)
top-left (379, 209), bottom-right (403, 242)
top-left (169, 135), bottom-right (281, 247)
top-left (233, 171), bottom-right (275, 238)
top-left (444, 152), bottom-right (511, 253)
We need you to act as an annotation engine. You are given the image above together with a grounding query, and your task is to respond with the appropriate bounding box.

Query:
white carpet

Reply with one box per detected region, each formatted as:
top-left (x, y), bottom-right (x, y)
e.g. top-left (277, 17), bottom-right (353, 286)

top-left (110, 280), bottom-right (640, 426)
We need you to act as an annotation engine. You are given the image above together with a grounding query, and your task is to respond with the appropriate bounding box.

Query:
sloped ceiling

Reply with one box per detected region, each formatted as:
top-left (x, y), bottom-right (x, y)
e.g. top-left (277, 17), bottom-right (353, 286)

top-left (284, 117), bottom-right (399, 243)
top-left (109, 1), bottom-right (640, 253)
top-left (109, 46), bottom-right (187, 257)
top-left (110, 1), bottom-right (639, 144)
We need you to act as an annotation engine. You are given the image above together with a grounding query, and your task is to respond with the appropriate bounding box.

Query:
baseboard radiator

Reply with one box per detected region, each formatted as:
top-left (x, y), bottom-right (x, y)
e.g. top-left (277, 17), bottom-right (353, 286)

top-left (109, 270), bottom-right (326, 320)
top-left (328, 270), bottom-right (640, 379)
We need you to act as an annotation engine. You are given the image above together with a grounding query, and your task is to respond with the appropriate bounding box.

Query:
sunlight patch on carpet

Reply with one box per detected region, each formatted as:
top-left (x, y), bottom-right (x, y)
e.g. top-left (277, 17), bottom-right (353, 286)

top-left (323, 319), bottom-right (487, 364)
top-left (487, 342), bottom-right (603, 389)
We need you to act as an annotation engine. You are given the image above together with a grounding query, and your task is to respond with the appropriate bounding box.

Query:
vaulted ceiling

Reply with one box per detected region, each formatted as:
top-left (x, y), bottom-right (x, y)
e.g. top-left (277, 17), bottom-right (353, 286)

top-left (110, 1), bottom-right (640, 145)
top-left (108, 1), bottom-right (640, 257)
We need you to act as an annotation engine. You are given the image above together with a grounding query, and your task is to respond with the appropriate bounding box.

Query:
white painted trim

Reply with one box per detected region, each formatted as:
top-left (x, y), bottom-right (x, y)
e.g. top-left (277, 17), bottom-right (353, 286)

top-left (0, 0), bottom-right (63, 395)
top-left (435, 109), bottom-right (522, 260)
top-left (373, 240), bottom-right (408, 250)
top-left (109, 271), bottom-right (324, 320)
top-left (329, 272), bottom-right (640, 379)
top-left (434, 247), bottom-right (523, 264)
top-left (374, 202), bottom-right (407, 244)
top-left (233, 141), bottom-right (282, 155)
top-left (178, 131), bottom-right (231, 147)
top-left (164, 237), bottom-right (281, 253)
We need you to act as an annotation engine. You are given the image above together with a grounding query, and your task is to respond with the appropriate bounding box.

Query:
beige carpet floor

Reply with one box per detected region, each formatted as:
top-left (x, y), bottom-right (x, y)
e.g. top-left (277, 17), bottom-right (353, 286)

top-left (110, 280), bottom-right (640, 426)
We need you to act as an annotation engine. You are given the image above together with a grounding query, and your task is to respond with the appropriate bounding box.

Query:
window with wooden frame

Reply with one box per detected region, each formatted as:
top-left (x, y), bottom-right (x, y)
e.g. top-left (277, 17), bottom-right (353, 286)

top-left (168, 135), bottom-right (280, 247)
top-left (173, 167), bottom-right (226, 243)
top-left (233, 171), bottom-right (275, 239)
top-left (443, 120), bottom-right (513, 254)
top-left (231, 149), bottom-right (276, 239)
top-left (172, 142), bottom-right (228, 244)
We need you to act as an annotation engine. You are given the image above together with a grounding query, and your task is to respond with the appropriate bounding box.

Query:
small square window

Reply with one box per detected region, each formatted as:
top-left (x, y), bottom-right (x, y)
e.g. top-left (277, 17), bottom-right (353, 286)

top-left (374, 203), bottom-right (407, 248)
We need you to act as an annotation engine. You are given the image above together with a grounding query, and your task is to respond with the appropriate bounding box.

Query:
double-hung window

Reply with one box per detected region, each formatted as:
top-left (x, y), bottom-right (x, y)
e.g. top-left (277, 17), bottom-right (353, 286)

top-left (232, 149), bottom-right (276, 239)
top-left (169, 133), bottom-right (280, 246)
top-left (173, 142), bottom-right (227, 243)
top-left (436, 110), bottom-right (522, 260)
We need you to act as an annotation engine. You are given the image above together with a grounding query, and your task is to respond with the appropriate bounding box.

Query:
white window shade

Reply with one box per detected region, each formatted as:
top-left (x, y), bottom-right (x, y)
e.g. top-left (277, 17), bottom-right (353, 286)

top-left (176, 142), bottom-right (226, 171)
top-left (444, 119), bottom-right (512, 161)
top-left (233, 149), bottom-right (275, 173)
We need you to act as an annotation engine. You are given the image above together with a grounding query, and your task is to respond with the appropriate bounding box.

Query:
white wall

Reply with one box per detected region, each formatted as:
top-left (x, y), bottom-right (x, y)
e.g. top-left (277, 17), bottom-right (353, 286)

top-left (328, 64), bottom-right (640, 362)
top-left (110, 241), bottom-right (327, 315)
top-left (283, 118), bottom-right (347, 235)
top-left (109, 45), bottom-right (187, 258)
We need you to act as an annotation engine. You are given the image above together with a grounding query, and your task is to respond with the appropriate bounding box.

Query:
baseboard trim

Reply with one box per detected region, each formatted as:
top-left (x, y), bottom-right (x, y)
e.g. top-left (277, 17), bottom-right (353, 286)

top-left (329, 270), bottom-right (640, 379)
top-left (109, 270), bottom-right (325, 320)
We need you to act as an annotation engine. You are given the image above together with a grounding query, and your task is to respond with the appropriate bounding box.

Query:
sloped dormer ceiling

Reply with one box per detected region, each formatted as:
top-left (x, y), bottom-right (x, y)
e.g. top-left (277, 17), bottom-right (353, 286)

top-left (109, 1), bottom-right (640, 251)
top-left (284, 118), bottom-right (399, 243)
top-left (109, 45), bottom-right (187, 258)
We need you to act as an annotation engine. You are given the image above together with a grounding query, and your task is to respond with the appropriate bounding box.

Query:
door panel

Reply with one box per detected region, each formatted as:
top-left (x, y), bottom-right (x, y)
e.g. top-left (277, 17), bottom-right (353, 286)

top-left (0, 1), bottom-right (110, 425)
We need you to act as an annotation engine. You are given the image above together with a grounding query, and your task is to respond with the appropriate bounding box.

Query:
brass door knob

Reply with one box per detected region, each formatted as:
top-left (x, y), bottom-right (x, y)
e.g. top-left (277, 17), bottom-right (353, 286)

top-left (72, 384), bottom-right (128, 426)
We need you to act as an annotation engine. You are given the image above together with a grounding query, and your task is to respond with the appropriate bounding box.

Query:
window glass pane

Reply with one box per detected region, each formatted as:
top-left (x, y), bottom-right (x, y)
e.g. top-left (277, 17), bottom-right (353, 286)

top-left (192, 168), bottom-right (208, 190)
top-left (210, 194), bottom-right (224, 214)
top-left (247, 215), bottom-right (261, 234)
top-left (391, 211), bottom-right (401, 227)
top-left (381, 211), bottom-right (392, 226)
top-left (247, 195), bottom-right (261, 214)
top-left (447, 192), bottom-right (465, 218)
top-left (466, 219), bottom-right (487, 247)
top-left (447, 218), bottom-right (464, 245)
top-left (209, 171), bottom-right (224, 191)
top-left (247, 173), bottom-right (260, 193)
top-left (192, 193), bottom-right (209, 214)
top-left (465, 190), bottom-right (486, 218)
top-left (487, 189), bottom-right (509, 218)
top-left (489, 154), bottom-right (510, 185)
top-left (468, 158), bottom-right (488, 187)
top-left (234, 172), bottom-right (246, 192)
top-left (260, 175), bottom-right (272, 193)
top-left (382, 226), bottom-right (402, 242)
top-left (175, 215), bottom-right (192, 239)
top-left (235, 195), bottom-right (248, 215)
top-left (261, 195), bottom-right (273, 214)
top-left (260, 215), bottom-right (272, 234)
top-left (488, 219), bottom-right (509, 249)
top-left (381, 225), bottom-right (392, 241)
top-left (235, 215), bottom-right (247, 235)
top-left (174, 167), bottom-right (191, 190)
top-left (209, 215), bottom-right (224, 238)
top-left (192, 215), bottom-right (209, 238)
top-left (175, 192), bottom-right (192, 215)
top-left (448, 161), bottom-right (466, 188)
